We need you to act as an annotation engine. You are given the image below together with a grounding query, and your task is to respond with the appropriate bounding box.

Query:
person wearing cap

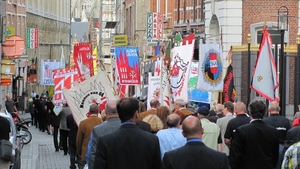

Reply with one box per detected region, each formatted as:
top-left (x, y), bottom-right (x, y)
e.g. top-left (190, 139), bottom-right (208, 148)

top-left (92, 97), bottom-right (161, 169)
top-left (162, 116), bottom-right (230, 169)
top-left (173, 99), bottom-right (194, 116)
top-left (224, 102), bottom-right (250, 148)
top-left (229, 99), bottom-right (279, 169)
top-left (196, 106), bottom-right (222, 151)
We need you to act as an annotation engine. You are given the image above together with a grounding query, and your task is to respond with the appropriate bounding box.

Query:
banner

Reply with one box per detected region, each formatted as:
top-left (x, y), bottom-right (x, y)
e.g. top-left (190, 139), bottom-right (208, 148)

top-left (170, 34), bottom-right (195, 102)
top-left (60, 46), bottom-right (65, 69)
top-left (251, 27), bottom-right (278, 101)
top-left (115, 46), bottom-right (141, 85)
top-left (73, 43), bottom-right (93, 80)
top-left (111, 56), bottom-right (127, 98)
top-left (188, 61), bottom-right (211, 103)
top-left (147, 73), bottom-right (161, 109)
top-left (160, 55), bottom-right (171, 107)
top-left (146, 12), bottom-right (163, 44)
top-left (40, 60), bottom-right (60, 85)
top-left (53, 67), bottom-right (80, 105)
top-left (221, 47), bottom-right (236, 103)
top-left (92, 46), bottom-right (99, 75)
top-left (63, 71), bottom-right (118, 125)
top-left (26, 28), bottom-right (38, 49)
top-left (197, 42), bottom-right (223, 91)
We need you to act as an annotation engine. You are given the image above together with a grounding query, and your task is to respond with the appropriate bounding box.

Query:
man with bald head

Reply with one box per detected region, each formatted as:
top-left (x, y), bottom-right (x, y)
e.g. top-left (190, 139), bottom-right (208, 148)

top-left (263, 101), bottom-right (291, 169)
top-left (156, 114), bottom-right (186, 159)
top-left (88, 100), bottom-right (121, 169)
top-left (140, 99), bottom-right (160, 120)
top-left (162, 116), bottom-right (230, 169)
top-left (5, 94), bottom-right (17, 114)
top-left (173, 99), bottom-right (194, 116)
top-left (224, 101), bottom-right (250, 148)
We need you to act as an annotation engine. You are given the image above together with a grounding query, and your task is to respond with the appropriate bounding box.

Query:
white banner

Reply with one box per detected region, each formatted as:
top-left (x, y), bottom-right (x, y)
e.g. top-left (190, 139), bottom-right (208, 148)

top-left (197, 42), bottom-right (224, 91)
top-left (147, 73), bottom-right (161, 109)
top-left (40, 60), bottom-right (60, 85)
top-left (251, 28), bottom-right (278, 101)
top-left (160, 56), bottom-right (171, 107)
top-left (170, 34), bottom-right (195, 102)
top-left (63, 71), bottom-right (117, 125)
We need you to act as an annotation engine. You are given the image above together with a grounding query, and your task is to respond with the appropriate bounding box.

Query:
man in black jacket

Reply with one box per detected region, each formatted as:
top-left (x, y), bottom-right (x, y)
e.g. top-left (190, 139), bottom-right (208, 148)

top-left (67, 113), bottom-right (78, 169)
top-left (229, 99), bottom-right (279, 169)
top-left (93, 97), bottom-right (161, 169)
top-left (162, 115), bottom-right (229, 169)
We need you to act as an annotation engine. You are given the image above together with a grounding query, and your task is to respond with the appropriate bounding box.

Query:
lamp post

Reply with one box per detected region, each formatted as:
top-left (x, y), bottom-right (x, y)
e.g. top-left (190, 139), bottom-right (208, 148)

top-left (247, 34), bottom-right (251, 108)
top-left (278, 6), bottom-right (288, 116)
top-left (294, 33), bottom-right (300, 115)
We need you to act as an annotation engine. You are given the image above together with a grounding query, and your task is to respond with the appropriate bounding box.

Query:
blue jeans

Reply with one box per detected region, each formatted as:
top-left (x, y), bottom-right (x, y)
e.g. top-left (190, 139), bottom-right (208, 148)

top-left (276, 145), bottom-right (284, 169)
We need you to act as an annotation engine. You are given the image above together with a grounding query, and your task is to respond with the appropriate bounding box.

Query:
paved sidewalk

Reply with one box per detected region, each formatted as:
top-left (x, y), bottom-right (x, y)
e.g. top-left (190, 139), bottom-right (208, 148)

top-left (19, 113), bottom-right (70, 169)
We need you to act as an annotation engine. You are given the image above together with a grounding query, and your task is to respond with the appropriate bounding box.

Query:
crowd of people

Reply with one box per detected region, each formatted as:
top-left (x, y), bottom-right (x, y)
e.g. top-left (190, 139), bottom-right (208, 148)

top-left (5, 92), bottom-right (300, 169)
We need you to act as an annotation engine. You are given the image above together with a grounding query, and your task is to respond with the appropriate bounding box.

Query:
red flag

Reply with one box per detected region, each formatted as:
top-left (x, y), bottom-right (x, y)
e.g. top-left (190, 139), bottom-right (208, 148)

top-left (73, 43), bottom-right (93, 81)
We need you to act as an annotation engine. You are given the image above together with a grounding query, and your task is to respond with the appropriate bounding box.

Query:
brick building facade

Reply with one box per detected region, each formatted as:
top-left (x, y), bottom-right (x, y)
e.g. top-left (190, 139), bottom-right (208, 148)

top-left (241, 0), bottom-right (299, 116)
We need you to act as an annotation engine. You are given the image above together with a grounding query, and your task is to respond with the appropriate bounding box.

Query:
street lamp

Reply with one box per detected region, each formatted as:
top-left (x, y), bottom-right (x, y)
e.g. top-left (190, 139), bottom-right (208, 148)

top-left (278, 6), bottom-right (288, 116)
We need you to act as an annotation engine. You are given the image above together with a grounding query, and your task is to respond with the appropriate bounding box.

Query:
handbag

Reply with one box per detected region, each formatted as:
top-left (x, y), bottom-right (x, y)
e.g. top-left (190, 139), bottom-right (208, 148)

top-left (0, 139), bottom-right (12, 161)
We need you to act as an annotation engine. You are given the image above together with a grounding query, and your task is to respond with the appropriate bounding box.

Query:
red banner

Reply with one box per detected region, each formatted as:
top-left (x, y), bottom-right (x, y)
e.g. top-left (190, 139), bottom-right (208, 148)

top-left (53, 67), bottom-right (80, 105)
top-left (115, 47), bottom-right (140, 85)
top-left (73, 43), bottom-right (93, 80)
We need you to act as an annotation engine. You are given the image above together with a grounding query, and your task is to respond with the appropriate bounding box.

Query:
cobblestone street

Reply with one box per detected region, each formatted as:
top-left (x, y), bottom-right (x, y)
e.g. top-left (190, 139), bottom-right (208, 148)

top-left (20, 113), bottom-right (70, 169)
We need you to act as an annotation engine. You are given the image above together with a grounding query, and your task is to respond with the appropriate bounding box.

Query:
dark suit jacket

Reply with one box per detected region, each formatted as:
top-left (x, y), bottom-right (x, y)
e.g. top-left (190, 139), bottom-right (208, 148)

top-left (229, 120), bottom-right (279, 169)
top-left (93, 124), bottom-right (161, 169)
top-left (137, 120), bottom-right (151, 132)
top-left (284, 126), bottom-right (300, 150)
top-left (163, 142), bottom-right (230, 169)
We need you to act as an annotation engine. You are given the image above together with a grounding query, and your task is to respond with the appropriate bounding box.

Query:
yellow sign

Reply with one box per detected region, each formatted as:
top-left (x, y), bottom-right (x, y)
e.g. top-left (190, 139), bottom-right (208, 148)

top-left (113, 35), bottom-right (128, 46)
top-left (5, 27), bottom-right (15, 37)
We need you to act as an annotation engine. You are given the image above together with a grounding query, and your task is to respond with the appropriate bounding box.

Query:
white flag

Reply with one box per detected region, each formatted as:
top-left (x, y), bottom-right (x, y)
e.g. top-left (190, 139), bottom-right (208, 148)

top-left (251, 28), bottom-right (279, 101)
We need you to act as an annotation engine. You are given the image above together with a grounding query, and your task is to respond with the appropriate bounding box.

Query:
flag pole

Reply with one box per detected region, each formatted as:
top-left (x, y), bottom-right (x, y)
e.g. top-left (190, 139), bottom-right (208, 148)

top-left (246, 34), bottom-right (251, 109)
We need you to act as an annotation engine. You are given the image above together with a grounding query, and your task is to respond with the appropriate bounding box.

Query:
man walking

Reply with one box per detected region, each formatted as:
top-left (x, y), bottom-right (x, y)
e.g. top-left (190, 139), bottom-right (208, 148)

top-left (229, 99), bottom-right (279, 169)
top-left (156, 114), bottom-right (186, 159)
top-left (67, 113), bottom-right (78, 169)
top-left (93, 97), bottom-right (161, 169)
top-left (196, 106), bottom-right (222, 151)
top-left (263, 101), bottom-right (291, 169)
top-left (162, 116), bottom-right (230, 169)
top-left (88, 100), bottom-right (121, 169)
top-left (217, 101), bottom-right (235, 156)
top-left (5, 94), bottom-right (17, 114)
top-left (224, 101), bottom-right (250, 148)
top-left (77, 104), bottom-right (102, 169)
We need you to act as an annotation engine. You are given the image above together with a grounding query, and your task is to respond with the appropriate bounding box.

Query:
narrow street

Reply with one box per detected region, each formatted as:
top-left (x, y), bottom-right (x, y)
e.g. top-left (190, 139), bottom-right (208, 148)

top-left (20, 113), bottom-right (70, 169)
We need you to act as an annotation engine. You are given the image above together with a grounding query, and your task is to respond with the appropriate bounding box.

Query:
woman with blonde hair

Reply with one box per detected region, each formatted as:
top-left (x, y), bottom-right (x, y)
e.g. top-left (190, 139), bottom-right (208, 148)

top-left (156, 106), bottom-right (171, 129)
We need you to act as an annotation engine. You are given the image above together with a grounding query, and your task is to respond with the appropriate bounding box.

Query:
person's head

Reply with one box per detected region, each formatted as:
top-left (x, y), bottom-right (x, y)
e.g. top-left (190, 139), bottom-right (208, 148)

top-left (174, 99), bottom-right (186, 111)
top-left (166, 114), bottom-right (181, 128)
top-left (268, 101), bottom-right (280, 114)
top-left (156, 106), bottom-right (171, 129)
top-left (117, 97), bottom-right (139, 123)
top-left (294, 112), bottom-right (300, 119)
top-left (101, 110), bottom-right (107, 122)
top-left (47, 97), bottom-right (52, 101)
top-left (105, 100), bottom-right (118, 116)
top-left (223, 102), bottom-right (234, 114)
top-left (234, 101), bottom-right (246, 115)
top-left (89, 104), bottom-right (99, 115)
top-left (150, 99), bottom-right (160, 109)
top-left (182, 116), bottom-right (204, 139)
top-left (35, 94), bottom-right (39, 99)
top-left (5, 94), bottom-right (10, 100)
top-left (248, 99), bottom-right (266, 119)
top-left (215, 104), bottom-right (224, 114)
top-left (196, 106), bottom-right (210, 118)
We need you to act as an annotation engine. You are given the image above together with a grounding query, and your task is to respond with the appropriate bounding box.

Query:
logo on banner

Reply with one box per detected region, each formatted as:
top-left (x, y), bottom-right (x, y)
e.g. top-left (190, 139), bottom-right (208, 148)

top-left (171, 53), bottom-right (189, 91)
top-left (202, 50), bottom-right (222, 84)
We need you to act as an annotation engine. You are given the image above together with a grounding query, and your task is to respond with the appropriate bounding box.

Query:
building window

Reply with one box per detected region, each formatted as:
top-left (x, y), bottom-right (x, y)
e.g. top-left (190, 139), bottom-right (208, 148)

top-left (257, 30), bottom-right (281, 44)
top-left (7, 14), bottom-right (11, 25)
top-left (17, 16), bottom-right (20, 35)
